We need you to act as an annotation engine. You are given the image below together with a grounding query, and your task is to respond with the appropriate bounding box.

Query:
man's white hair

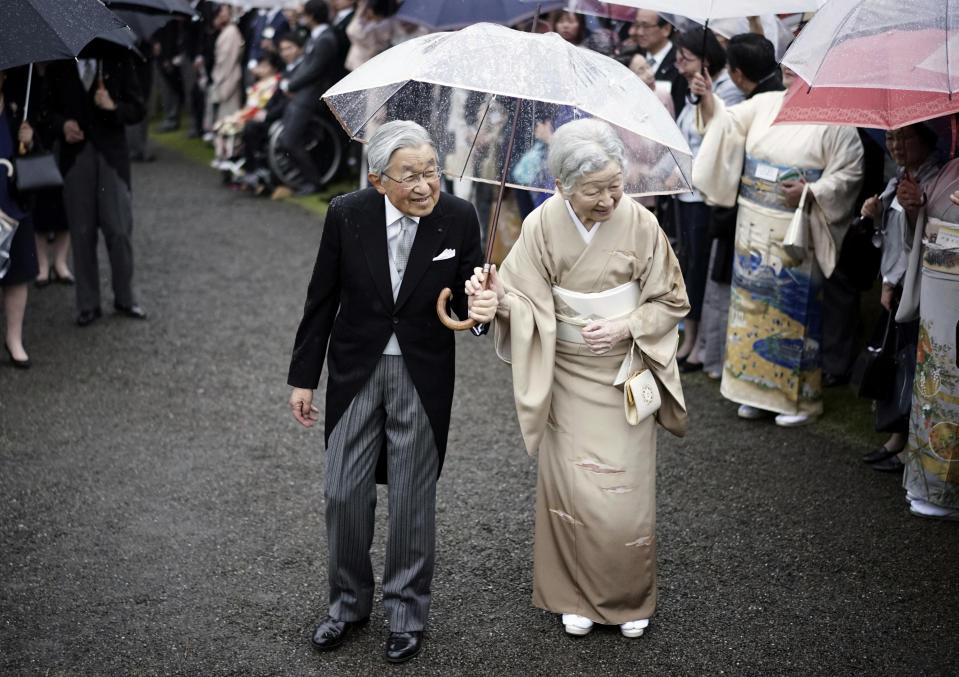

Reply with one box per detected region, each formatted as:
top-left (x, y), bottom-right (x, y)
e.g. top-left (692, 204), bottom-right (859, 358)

top-left (367, 120), bottom-right (436, 179)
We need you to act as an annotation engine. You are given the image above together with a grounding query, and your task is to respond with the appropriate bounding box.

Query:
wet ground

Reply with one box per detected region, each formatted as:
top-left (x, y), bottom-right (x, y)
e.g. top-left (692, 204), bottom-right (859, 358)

top-left (1, 147), bottom-right (957, 676)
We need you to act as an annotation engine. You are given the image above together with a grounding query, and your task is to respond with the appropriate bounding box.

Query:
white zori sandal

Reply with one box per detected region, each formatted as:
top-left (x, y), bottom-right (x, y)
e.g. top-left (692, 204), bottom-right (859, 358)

top-left (620, 619), bottom-right (650, 638)
top-left (561, 613), bottom-right (594, 636)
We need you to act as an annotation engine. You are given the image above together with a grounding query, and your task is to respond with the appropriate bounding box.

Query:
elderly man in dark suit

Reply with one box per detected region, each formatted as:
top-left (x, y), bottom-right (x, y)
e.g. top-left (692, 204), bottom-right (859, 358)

top-left (288, 120), bottom-right (497, 663)
top-left (46, 56), bottom-right (146, 326)
top-left (629, 9), bottom-right (687, 116)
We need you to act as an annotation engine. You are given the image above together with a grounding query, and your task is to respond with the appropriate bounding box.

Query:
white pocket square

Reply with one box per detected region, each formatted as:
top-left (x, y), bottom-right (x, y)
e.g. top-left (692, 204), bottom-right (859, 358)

top-left (432, 248), bottom-right (456, 261)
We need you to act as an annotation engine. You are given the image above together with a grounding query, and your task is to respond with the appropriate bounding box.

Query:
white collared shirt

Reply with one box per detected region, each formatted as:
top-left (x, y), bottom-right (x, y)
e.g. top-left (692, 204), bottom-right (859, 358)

top-left (383, 195), bottom-right (420, 355)
top-left (647, 41), bottom-right (673, 74)
top-left (565, 200), bottom-right (600, 244)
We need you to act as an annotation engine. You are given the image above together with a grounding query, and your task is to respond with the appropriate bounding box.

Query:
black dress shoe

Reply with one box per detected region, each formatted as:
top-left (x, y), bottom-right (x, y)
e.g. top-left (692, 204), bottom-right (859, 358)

top-left (310, 615), bottom-right (364, 651)
top-left (823, 371), bottom-right (850, 388)
top-left (872, 455), bottom-right (905, 472)
top-left (76, 307), bottom-right (102, 327)
top-left (862, 445), bottom-right (903, 464)
top-left (4, 343), bottom-right (30, 369)
top-left (385, 631), bottom-right (422, 664)
top-left (114, 303), bottom-right (147, 320)
top-left (679, 360), bottom-right (703, 374)
top-left (292, 183), bottom-right (320, 197)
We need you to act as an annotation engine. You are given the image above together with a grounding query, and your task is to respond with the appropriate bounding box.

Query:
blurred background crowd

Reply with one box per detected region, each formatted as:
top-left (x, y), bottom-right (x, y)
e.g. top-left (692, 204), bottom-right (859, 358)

top-left (1, 0), bottom-right (956, 521)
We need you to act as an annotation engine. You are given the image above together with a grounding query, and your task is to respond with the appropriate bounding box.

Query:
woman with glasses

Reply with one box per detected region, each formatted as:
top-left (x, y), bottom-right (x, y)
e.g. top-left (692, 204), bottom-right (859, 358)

top-left (859, 123), bottom-right (942, 472)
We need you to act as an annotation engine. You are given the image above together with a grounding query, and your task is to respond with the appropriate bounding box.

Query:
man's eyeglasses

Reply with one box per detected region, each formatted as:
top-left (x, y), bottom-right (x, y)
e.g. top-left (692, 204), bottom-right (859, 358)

top-left (383, 168), bottom-right (442, 187)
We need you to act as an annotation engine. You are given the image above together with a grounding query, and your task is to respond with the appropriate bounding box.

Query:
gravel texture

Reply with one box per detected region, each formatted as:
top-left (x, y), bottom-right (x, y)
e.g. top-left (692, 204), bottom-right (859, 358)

top-left (1, 147), bottom-right (957, 676)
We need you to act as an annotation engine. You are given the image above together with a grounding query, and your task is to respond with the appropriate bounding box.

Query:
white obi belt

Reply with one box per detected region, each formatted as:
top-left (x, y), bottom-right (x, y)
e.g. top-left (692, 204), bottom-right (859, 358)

top-left (551, 280), bottom-right (640, 344)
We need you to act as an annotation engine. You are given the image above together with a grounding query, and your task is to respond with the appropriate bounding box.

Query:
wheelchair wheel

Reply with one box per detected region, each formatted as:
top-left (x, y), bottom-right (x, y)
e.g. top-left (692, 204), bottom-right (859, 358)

top-left (267, 115), bottom-right (344, 189)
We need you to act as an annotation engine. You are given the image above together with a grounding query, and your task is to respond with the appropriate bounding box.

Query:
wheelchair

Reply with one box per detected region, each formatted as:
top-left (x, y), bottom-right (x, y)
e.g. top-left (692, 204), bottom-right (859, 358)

top-left (266, 113), bottom-right (345, 190)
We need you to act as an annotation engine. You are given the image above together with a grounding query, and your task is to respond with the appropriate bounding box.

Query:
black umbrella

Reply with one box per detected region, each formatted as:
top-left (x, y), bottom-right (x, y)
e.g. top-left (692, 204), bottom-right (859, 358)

top-left (104, 0), bottom-right (194, 16)
top-left (78, 26), bottom-right (145, 60)
top-left (114, 9), bottom-right (178, 42)
top-left (0, 0), bottom-right (126, 71)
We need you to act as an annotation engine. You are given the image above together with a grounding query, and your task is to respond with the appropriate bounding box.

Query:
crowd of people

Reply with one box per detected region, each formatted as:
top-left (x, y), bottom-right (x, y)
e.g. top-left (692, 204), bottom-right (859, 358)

top-left (2, 0), bottom-right (956, 664)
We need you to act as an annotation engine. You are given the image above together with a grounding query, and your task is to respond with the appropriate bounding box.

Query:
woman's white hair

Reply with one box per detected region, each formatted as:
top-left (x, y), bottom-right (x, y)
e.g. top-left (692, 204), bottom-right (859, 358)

top-left (367, 120), bottom-right (435, 178)
top-left (547, 118), bottom-right (626, 194)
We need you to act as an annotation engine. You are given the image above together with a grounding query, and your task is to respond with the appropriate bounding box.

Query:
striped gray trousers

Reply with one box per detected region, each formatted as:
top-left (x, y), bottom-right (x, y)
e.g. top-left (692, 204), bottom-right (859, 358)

top-left (325, 354), bottom-right (439, 632)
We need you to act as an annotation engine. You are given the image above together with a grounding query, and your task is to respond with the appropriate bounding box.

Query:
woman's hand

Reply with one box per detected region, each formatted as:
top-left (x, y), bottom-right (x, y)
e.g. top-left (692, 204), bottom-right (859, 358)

top-left (950, 190), bottom-right (959, 207)
top-left (897, 174), bottom-right (924, 224)
top-left (581, 318), bottom-right (630, 355)
top-left (781, 180), bottom-right (812, 209)
top-left (861, 194), bottom-right (881, 220)
top-left (880, 282), bottom-right (895, 311)
top-left (689, 70), bottom-right (714, 125)
top-left (466, 264), bottom-right (504, 302)
top-left (17, 121), bottom-right (34, 151)
top-left (289, 387), bottom-right (319, 428)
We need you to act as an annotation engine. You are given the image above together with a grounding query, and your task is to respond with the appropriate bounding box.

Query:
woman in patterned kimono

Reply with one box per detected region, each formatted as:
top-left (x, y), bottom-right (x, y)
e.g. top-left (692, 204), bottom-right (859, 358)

top-left (896, 158), bottom-right (959, 520)
top-left (466, 119), bottom-right (688, 637)
top-left (691, 66), bottom-right (864, 426)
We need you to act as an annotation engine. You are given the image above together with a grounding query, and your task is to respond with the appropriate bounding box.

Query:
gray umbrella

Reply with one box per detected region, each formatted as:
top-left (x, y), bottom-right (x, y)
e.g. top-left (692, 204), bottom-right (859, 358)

top-left (0, 0), bottom-right (125, 71)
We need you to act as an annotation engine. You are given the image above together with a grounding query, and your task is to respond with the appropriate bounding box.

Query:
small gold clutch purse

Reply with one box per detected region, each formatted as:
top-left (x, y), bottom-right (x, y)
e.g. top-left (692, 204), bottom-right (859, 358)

top-left (624, 368), bottom-right (661, 426)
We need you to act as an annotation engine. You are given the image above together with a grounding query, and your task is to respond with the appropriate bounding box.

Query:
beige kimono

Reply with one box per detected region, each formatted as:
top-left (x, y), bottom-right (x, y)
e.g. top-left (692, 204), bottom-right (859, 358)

top-left (494, 194), bottom-right (688, 624)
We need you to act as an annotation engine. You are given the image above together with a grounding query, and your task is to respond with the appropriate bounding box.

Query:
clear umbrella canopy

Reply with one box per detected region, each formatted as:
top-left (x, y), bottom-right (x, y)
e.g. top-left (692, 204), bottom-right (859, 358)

top-left (782, 0), bottom-right (958, 95)
top-left (522, 0), bottom-right (826, 20)
top-left (323, 23), bottom-right (692, 197)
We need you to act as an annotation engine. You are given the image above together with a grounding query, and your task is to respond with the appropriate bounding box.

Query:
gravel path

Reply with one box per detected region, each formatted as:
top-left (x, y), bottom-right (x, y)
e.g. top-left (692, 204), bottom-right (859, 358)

top-left (2, 147), bottom-right (956, 676)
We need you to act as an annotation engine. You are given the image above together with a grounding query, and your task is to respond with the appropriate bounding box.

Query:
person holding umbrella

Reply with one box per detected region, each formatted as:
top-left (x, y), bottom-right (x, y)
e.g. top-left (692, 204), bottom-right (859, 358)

top-left (467, 118), bottom-right (689, 638)
top-left (287, 120), bottom-right (497, 663)
top-left (691, 64), bottom-right (864, 427)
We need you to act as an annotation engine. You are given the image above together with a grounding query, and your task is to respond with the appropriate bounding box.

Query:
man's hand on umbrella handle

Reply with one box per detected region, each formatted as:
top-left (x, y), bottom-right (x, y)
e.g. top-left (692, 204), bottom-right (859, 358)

top-left (94, 86), bottom-right (116, 111)
top-left (290, 387), bottom-right (319, 428)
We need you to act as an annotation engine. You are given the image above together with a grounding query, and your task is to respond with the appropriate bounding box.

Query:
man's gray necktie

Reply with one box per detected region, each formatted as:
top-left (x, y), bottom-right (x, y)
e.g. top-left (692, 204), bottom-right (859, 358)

top-left (81, 60), bottom-right (97, 91)
top-left (395, 217), bottom-right (414, 278)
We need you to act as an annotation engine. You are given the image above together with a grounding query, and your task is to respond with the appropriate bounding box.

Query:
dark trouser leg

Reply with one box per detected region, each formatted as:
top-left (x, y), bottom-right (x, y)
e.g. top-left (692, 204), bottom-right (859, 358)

top-left (62, 143), bottom-right (101, 313)
top-left (822, 269), bottom-right (860, 377)
top-left (381, 357), bottom-right (438, 633)
top-left (95, 152), bottom-right (136, 308)
top-left (677, 200), bottom-right (712, 322)
top-left (324, 365), bottom-right (387, 622)
top-left (278, 104), bottom-right (321, 186)
top-left (242, 119), bottom-right (269, 171)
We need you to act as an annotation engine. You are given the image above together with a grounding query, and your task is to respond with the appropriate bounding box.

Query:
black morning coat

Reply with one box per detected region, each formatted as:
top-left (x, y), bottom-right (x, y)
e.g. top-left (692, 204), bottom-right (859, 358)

top-left (287, 188), bottom-right (484, 483)
top-left (45, 56), bottom-right (145, 188)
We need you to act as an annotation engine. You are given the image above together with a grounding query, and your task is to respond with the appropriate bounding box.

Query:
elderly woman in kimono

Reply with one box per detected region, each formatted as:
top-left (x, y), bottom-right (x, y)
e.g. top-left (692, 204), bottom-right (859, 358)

top-left (691, 66), bottom-right (864, 427)
top-left (466, 119), bottom-right (689, 637)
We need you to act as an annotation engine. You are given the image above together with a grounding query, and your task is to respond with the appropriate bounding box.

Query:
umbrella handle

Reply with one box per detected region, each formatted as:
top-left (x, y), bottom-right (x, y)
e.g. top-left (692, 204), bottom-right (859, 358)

top-left (436, 287), bottom-right (476, 331)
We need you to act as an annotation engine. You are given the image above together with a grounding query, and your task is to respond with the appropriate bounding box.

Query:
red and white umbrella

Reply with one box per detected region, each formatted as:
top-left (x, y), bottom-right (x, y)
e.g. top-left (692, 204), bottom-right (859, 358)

top-left (777, 0), bottom-right (958, 129)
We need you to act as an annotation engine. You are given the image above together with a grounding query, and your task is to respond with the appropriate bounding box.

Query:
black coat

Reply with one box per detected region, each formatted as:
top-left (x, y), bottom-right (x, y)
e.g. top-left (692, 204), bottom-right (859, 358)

top-left (288, 188), bottom-right (484, 481)
top-left (286, 26), bottom-right (345, 111)
top-left (45, 57), bottom-right (145, 187)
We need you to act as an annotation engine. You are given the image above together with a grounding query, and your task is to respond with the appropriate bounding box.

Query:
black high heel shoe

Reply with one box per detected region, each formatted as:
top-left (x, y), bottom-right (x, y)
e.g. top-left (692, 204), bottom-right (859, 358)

top-left (4, 343), bottom-right (31, 369)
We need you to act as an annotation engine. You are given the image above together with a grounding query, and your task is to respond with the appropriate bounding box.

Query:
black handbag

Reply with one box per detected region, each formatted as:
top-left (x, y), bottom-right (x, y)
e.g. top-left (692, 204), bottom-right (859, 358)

top-left (14, 152), bottom-right (63, 192)
top-left (850, 310), bottom-right (897, 401)
top-left (837, 215), bottom-right (882, 291)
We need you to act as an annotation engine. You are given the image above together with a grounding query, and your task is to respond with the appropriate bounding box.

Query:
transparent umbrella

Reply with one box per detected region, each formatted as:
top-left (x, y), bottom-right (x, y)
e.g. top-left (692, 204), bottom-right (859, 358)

top-left (522, 0), bottom-right (826, 20)
top-left (322, 22), bottom-right (692, 329)
top-left (324, 22), bottom-right (692, 198)
top-left (777, 0), bottom-right (959, 129)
